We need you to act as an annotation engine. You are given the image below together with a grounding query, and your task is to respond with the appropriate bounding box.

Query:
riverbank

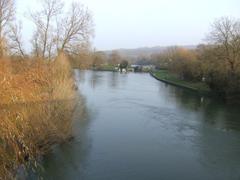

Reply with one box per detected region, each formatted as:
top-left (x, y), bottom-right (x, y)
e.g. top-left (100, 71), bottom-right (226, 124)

top-left (150, 70), bottom-right (211, 95)
top-left (93, 65), bottom-right (117, 72)
top-left (0, 54), bottom-right (76, 179)
top-left (93, 65), bottom-right (151, 73)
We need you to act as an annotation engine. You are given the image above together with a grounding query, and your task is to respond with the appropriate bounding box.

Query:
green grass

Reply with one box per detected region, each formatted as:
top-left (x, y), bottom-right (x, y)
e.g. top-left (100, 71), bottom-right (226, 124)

top-left (152, 70), bottom-right (211, 93)
top-left (95, 64), bottom-right (116, 71)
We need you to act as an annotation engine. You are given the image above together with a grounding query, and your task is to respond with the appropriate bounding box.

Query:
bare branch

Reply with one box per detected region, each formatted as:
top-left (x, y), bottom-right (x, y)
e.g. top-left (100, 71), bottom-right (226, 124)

top-left (29, 0), bottom-right (93, 59)
top-left (58, 2), bottom-right (94, 54)
top-left (0, 0), bottom-right (15, 57)
top-left (30, 0), bottom-right (63, 59)
top-left (8, 22), bottom-right (25, 58)
top-left (207, 17), bottom-right (240, 73)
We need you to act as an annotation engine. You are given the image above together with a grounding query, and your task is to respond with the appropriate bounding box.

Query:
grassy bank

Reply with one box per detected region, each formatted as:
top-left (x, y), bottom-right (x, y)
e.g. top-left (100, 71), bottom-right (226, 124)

top-left (151, 70), bottom-right (211, 94)
top-left (93, 64), bottom-right (116, 71)
top-left (0, 53), bottom-right (76, 179)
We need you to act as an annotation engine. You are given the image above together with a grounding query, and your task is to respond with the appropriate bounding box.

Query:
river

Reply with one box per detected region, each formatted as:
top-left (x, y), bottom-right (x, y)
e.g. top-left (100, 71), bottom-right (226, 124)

top-left (40, 70), bottom-right (240, 180)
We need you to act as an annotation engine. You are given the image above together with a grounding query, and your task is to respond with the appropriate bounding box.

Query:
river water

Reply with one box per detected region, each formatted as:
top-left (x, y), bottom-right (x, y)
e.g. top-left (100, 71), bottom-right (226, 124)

top-left (40, 70), bottom-right (240, 180)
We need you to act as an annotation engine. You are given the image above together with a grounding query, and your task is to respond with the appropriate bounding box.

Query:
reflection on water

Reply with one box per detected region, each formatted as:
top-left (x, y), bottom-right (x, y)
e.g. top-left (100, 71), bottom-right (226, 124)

top-left (40, 71), bottom-right (240, 180)
top-left (25, 94), bottom-right (91, 179)
top-left (108, 72), bottom-right (119, 88)
top-left (169, 87), bottom-right (240, 131)
top-left (89, 71), bottom-right (103, 89)
top-left (40, 97), bottom-right (91, 179)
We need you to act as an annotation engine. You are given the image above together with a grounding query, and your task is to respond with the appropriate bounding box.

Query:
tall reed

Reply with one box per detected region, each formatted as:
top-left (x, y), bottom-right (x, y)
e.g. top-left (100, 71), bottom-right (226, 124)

top-left (0, 53), bottom-right (76, 179)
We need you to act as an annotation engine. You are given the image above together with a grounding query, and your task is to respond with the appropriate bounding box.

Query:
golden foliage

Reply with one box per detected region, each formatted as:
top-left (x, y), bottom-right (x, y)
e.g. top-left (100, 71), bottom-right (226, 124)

top-left (0, 53), bottom-right (76, 179)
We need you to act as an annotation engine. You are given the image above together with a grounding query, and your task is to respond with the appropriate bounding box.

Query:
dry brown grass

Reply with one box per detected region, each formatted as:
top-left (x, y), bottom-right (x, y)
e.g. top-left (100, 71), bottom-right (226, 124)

top-left (0, 53), bottom-right (77, 179)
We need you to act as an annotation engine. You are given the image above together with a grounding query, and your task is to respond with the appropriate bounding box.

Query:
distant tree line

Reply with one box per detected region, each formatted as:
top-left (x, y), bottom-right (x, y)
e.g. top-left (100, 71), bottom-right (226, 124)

top-left (151, 17), bottom-right (240, 100)
top-left (70, 50), bottom-right (130, 70)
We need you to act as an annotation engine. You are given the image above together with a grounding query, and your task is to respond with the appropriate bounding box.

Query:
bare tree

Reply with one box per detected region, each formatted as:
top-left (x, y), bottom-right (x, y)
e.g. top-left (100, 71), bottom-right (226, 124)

top-left (108, 51), bottom-right (121, 65)
top-left (207, 17), bottom-right (240, 74)
top-left (0, 0), bottom-right (15, 57)
top-left (57, 2), bottom-right (93, 54)
top-left (31, 30), bottom-right (41, 57)
top-left (92, 51), bottom-right (106, 68)
top-left (30, 0), bottom-right (93, 59)
top-left (8, 22), bottom-right (25, 58)
top-left (30, 0), bottom-right (63, 59)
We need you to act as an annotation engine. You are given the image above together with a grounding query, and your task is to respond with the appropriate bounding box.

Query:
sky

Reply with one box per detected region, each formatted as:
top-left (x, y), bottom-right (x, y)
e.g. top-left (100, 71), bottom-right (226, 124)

top-left (16, 0), bottom-right (240, 51)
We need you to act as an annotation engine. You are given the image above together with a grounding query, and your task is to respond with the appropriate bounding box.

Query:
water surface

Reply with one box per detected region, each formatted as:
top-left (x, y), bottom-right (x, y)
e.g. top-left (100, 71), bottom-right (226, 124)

top-left (41, 70), bottom-right (240, 180)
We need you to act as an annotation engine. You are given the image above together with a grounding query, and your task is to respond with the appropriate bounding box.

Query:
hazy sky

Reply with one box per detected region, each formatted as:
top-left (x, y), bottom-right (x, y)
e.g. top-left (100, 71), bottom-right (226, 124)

top-left (16, 0), bottom-right (240, 51)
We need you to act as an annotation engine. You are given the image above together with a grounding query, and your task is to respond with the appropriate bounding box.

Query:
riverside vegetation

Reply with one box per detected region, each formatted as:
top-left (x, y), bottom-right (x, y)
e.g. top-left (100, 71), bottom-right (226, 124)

top-left (0, 0), bottom-right (93, 178)
top-left (0, 54), bottom-right (77, 179)
top-left (148, 17), bottom-right (240, 102)
top-left (71, 17), bottom-right (240, 103)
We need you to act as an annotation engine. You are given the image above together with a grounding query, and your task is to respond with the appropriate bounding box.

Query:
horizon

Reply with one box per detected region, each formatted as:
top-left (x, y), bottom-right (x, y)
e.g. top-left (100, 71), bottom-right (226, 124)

top-left (102, 44), bottom-right (197, 52)
top-left (16, 0), bottom-right (240, 52)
